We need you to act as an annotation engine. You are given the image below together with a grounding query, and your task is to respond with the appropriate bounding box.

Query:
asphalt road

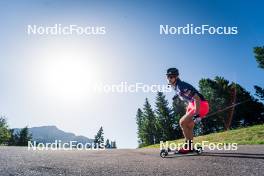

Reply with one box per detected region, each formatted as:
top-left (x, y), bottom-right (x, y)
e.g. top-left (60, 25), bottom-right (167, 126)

top-left (0, 145), bottom-right (264, 176)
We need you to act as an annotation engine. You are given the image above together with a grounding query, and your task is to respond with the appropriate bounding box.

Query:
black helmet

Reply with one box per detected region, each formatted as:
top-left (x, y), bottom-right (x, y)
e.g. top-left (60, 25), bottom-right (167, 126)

top-left (166, 68), bottom-right (179, 76)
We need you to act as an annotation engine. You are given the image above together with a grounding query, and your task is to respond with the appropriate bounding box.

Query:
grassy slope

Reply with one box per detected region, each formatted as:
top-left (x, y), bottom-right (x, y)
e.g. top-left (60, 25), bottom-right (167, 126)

top-left (144, 124), bottom-right (264, 148)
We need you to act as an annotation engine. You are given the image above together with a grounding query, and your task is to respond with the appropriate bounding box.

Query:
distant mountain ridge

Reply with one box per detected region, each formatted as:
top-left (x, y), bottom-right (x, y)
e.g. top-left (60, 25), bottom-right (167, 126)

top-left (13, 126), bottom-right (94, 144)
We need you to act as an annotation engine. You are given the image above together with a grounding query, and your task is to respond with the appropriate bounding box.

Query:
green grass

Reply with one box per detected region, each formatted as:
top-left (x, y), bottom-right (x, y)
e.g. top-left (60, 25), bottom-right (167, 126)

top-left (144, 124), bottom-right (264, 148)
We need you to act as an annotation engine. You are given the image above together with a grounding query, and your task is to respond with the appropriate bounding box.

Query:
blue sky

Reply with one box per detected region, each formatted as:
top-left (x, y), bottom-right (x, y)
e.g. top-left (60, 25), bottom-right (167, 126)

top-left (0, 0), bottom-right (263, 148)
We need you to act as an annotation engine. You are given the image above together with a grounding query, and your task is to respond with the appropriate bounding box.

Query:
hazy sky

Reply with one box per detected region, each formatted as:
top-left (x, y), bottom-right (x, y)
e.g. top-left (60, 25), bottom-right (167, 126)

top-left (0, 0), bottom-right (263, 148)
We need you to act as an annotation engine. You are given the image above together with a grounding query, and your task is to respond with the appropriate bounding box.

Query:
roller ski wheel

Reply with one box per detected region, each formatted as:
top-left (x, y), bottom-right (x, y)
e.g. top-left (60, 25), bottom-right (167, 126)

top-left (195, 146), bottom-right (203, 154)
top-left (160, 149), bottom-right (168, 158)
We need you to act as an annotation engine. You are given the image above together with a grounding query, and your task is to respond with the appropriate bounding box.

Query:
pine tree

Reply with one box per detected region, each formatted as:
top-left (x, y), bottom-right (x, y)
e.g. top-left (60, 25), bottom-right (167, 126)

top-left (254, 85), bottom-right (264, 101)
top-left (155, 92), bottom-right (174, 141)
top-left (253, 46), bottom-right (264, 102)
top-left (142, 98), bottom-right (157, 146)
top-left (105, 139), bottom-right (111, 148)
top-left (136, 108), bottom-right (144, 146)
top-left (7, 129), bottom-right (19, 146)
top-left (94, 126), bottom-right (104, 148)
top-left (0, 117), bottom-right (11, 145)
top-left (254, 46), bottom-right (264, 69)
top-left (17, 126), bottom-right (32, 146)
top-left (111, 141), bottom-right (117, 148)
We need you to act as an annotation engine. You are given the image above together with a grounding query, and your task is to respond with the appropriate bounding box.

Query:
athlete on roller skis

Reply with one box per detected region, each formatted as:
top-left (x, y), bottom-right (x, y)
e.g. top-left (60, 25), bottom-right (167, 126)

top-left (166, 68), bottom-right (209, 154)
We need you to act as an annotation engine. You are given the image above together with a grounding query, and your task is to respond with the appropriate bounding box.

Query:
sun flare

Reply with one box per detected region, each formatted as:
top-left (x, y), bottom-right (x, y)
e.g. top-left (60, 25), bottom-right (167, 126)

top-left (32, 44), bottom-right (102, 101)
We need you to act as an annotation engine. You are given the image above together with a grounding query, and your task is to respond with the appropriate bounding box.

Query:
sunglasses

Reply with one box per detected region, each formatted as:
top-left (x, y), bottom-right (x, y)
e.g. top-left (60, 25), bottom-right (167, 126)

top-left (167, 75), bottom-right (176, 79)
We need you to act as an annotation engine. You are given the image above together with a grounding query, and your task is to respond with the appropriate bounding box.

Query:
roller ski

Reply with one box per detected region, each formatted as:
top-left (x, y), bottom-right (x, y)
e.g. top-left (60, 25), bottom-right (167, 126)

top-left (160, 146), bottom-right (203, 158)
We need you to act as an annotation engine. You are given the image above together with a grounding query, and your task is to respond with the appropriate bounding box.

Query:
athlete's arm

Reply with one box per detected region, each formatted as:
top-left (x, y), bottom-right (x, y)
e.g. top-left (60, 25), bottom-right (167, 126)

top-left (193, 93), bottom-right (201, 115)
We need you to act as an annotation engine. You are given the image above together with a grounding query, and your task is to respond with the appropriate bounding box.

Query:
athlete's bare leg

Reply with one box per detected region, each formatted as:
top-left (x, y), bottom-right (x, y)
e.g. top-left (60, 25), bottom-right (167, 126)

top-left (179, 111), bottom-right (195, 142)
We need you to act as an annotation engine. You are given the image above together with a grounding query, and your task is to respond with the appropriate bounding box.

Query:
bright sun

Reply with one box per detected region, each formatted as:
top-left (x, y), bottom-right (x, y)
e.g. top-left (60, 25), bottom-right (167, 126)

top-left (32, 44), bottom-right (101, 101)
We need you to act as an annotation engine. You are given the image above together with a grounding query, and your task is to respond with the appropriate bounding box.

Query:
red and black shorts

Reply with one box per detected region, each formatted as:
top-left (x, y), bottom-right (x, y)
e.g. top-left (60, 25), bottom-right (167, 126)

top-left (187, 100), bottom-right (209, 118)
